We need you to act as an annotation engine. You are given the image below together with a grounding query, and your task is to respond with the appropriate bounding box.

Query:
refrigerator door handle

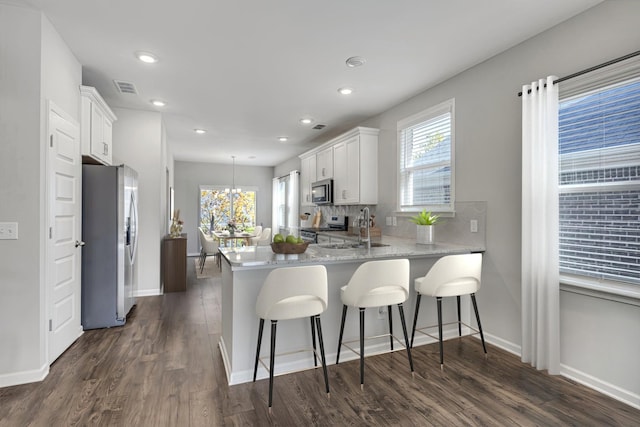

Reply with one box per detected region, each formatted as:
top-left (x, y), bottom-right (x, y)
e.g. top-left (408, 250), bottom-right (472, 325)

top-left (75, 240), bottom-right (86, 248)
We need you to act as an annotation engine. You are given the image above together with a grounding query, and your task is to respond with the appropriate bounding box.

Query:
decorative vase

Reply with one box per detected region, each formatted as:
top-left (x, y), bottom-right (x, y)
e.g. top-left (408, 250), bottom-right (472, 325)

top-left (416, 224), bottom-right (434, 244)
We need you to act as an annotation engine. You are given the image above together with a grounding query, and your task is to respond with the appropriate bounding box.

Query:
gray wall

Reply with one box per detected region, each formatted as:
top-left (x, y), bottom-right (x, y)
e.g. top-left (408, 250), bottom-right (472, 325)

top-left (174, 161), bottom-right (274, 255)
top-left (112, 108), bottom-right (166, 297)
top-left (0, 5), bottom-right (82, 383)
top-left (277, 0), bottom-right (640, 406)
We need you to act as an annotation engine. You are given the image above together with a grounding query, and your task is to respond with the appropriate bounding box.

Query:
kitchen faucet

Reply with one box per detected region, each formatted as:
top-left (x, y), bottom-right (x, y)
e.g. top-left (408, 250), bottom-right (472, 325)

top-left (359, 207), bottom-right (371, 250)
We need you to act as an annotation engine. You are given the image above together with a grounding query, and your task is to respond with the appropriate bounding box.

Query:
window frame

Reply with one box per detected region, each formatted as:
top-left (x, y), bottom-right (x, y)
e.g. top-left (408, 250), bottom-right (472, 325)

top-left (557, 57), bottom-right (640, 301)
top-left (199, 185), bottom-right (258, 232)
top-left (396, 98), bottom-right (455, 214)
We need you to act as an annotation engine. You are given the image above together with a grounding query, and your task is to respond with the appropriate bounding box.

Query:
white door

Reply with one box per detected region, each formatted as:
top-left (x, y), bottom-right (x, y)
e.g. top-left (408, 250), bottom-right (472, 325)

top-left (47, 101), bottom-right (83, 363)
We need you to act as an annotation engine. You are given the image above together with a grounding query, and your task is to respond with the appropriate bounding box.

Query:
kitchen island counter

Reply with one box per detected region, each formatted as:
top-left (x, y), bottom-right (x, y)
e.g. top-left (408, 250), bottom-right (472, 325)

top-left (218, 236), bottom-right (484, 386)
top-left (219, 235), bottom-right (484, 270)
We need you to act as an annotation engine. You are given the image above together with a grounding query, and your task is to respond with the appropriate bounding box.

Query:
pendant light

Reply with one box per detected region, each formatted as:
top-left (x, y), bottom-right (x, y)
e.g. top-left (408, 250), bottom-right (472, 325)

top-left (225, 156), bottom-right (241, 194)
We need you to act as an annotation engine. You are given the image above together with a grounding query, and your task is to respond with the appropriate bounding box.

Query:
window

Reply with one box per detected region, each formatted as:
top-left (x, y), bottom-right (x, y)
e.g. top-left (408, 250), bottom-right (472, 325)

top-left (199, 186), bottom-right (257, 232)
top-left (559, 77), bottom-right (640, 287)
top-left (397, 99), bottom-right (454, 212)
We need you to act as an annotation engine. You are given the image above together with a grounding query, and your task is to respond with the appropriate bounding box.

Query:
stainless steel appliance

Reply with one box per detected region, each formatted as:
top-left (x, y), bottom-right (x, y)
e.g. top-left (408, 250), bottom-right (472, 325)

top-left (311, 179), bottom-right (333, 205)
top-left (81, 164), bottom-right (139, 329)
top-left (300, 215), bottom-right (348, 243)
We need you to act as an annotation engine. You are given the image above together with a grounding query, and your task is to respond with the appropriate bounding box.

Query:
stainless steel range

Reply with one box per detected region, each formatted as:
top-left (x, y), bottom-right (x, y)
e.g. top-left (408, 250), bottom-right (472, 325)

top-left (300, 215), bottom-right (348, 243)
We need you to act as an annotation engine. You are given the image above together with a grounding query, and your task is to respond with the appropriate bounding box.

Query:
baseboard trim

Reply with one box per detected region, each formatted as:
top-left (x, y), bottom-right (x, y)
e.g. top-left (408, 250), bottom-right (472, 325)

top-left (0, 363), bottom-right (49, 388)
top-left (481, 332), bottom-right (521, 356)
top-left (134, 289), bottom-right (162, 297)
top-left (561, 364), bottom-right (640, 410)
top-left (218, 337), bottom-right (233, 385)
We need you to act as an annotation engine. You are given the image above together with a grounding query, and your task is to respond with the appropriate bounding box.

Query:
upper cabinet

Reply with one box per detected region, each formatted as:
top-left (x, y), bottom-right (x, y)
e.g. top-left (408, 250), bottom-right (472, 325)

top-left (80, 85), bottom-right (117, 165)
top-left (315, 146), bottom-right (333, 180)
top-left (299, 127), bottom-right (379, 206)
top-left (300, 153), bottom-right (316, 207)
top-left (333, 127), bottom-right (378, 205)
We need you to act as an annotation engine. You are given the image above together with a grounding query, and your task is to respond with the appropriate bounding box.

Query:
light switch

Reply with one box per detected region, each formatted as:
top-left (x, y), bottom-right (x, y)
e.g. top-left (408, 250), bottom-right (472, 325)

top-left (392, 217), bottom-right (397, 226)
top-left (0, 222), bottom-right (18, 240)
top-left (386, 217), bottom-right (392, 226)
top-left (470, 219), bottom-right (478, 233)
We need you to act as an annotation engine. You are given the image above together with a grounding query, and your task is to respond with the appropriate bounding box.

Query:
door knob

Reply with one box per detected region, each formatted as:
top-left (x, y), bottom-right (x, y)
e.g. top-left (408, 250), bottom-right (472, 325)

top-left (75, 240), bottom-right (86, 248)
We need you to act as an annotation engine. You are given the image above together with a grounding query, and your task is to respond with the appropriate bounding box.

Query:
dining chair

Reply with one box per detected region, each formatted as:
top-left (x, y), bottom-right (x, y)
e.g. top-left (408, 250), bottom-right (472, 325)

top-left (257, 227), bottom-right (271, 246)
top-left (249, 225), bottom-right (263, 246)
top-left (198, 228), bottom-right (220, 272)
top-left (410, 253), bottom-right (486, 369)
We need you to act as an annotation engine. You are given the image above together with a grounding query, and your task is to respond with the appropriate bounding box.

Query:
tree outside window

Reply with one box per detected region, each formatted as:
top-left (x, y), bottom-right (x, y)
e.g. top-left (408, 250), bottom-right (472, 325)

top-left (200, 187), bottom-right (257, 232)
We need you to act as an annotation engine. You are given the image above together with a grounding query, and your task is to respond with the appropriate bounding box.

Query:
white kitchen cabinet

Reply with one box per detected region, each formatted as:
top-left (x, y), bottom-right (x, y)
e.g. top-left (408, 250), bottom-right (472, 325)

top-left (316, 146), bottom-right (333, 180)
top-left (80, 85), bottom-right (117, 165)
top-left (332, 127), bottom-right (379, 205)
top-left (300, 154), bottom-right (316, 207)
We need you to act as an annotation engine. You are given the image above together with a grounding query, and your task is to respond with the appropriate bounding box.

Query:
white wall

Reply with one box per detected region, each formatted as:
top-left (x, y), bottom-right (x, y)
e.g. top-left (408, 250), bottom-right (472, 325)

top-left (0, 4), bottom-right (81, 385)
top-left (111, 108), bottom-right (165, 297)
top-left (174, 161), bottom-right (274, 255)
top-left (276, 0), bottom-right (640, 407)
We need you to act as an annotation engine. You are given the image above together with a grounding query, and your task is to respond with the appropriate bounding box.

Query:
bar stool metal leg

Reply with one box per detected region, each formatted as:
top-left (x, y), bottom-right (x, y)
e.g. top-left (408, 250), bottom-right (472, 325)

top-left (457, 295), bottom-right (462, 336)
top-left (314, 315), bottom-right (330, 397)
top-left (336, 305), bottom-right (347, 364)
top-left (359, 307), bottom-right (365, 390)
top-left (387, 305), bottom-right (394, 351)
top-left (410, 294), bottom-right (422, 348)
top-left (397, 303), bottom-right (414, 374)
top-left (253, 319), bottom-right (264, 382)
top-left (268, 320), bottom-right (277, 413)
top-left (437, 297), bottom-right (444, 369)
top-left (471, 294), bottom-right (487, 355)
top-left (310, 316), bottom-right (318, 367)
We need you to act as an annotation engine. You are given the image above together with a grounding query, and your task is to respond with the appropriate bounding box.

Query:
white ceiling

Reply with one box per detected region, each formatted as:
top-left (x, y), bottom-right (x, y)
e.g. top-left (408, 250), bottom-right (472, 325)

top-left (23, 0), bottom-right (601, 166)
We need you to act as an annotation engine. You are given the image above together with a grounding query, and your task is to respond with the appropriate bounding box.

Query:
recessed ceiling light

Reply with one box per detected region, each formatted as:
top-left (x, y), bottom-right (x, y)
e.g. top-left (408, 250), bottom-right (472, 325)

top-left (194, 129), bottom-right (206, 134)
top-left (338, 87), bottom-right (353, 95)
top-left (150, 99), bottom-right (166, 107)
top-left (345, 56), bottom-right (366, 68)
top-left (300, 117), bottom-right (314, 125)
top-left (136, 51), bottom-right (158, 63)
top-left (278, 137), bottom-right (288, 142)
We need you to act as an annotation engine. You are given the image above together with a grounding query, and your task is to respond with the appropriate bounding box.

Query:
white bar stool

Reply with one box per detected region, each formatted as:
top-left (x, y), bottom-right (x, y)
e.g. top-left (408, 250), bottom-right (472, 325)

top-left (252, 265), bottom-right (330, 413)
top-left (336, 259), bottom-right (414, 389)
top-left (410, 252), bottom-right (487, 369)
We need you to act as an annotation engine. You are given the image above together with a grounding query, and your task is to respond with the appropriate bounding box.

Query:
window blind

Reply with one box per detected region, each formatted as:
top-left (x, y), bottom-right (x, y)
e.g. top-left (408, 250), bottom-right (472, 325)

top-left (559, 79), bottom-right (640, 286)
top-left (398, 100), bottom-right (454, 212)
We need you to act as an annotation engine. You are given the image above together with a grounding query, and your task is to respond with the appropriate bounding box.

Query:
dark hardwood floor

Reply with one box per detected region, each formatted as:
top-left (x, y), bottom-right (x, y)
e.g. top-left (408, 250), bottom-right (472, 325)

top-left (1, 257), bottom-right (638, 426)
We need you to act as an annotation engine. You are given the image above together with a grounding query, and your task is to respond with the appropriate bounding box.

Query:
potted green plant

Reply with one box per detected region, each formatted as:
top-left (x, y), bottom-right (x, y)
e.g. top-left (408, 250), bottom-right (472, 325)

top-left (410, 209), bottom-right (439, 244)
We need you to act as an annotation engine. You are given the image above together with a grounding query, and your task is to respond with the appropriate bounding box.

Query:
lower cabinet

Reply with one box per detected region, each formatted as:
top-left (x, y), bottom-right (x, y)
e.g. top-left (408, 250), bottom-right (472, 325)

top-left (162, 235), bottom-right (187, 292)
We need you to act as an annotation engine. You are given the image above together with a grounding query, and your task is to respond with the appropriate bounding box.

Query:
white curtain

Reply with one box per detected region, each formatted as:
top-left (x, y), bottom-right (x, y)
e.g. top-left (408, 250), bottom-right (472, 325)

top-left (521, 76), bottom-right (560, 374)
top-left (272, 177), bottom-right (280, 236)
top-left (287, 170), bottom-right (300, 236)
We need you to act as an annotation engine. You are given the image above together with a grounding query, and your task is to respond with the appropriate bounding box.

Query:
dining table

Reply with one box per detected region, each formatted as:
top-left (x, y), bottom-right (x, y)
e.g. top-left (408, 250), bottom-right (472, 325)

top-left (211, 230), bottom-right (257, 247)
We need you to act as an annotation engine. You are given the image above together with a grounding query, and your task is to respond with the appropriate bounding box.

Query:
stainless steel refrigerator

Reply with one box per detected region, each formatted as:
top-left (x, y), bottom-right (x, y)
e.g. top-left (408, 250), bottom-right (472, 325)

top-left (81, 164), bottom-right (139, 329)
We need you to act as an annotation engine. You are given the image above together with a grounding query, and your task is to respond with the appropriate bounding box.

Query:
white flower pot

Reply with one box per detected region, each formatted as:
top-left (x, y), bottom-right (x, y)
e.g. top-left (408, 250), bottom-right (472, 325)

top-left (416, 225), bottom-right (434, 244)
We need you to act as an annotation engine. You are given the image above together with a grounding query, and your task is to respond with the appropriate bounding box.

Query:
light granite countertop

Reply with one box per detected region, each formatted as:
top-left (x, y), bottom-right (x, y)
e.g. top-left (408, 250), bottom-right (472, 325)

top-left (219, 235), bottom-right (484, 270)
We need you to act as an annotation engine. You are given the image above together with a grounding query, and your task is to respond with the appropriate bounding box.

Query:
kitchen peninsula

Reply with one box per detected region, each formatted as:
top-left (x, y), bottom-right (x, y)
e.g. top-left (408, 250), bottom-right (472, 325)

top-left (218, 236), bottom-right (484, 385)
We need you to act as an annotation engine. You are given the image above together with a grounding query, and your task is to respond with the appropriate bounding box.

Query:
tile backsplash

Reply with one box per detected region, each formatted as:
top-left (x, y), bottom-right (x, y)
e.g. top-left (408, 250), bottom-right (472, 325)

top-left (303, 201), bottom-right (486, 249)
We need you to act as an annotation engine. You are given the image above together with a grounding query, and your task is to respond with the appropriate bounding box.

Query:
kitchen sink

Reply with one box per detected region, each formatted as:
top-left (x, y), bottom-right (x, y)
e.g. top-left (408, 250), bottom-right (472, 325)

top-left (320, 242), bottom-right (389, 249)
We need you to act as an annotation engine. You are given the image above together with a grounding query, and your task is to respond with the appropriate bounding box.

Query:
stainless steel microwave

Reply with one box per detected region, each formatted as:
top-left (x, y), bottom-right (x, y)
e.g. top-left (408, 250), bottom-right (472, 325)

top-left (311, 179), bottom-right (333, 204)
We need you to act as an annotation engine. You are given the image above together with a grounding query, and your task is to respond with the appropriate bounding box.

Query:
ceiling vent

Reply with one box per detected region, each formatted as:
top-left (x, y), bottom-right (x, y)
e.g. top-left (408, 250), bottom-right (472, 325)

top-left (312, 124), bottom-right (326, 130)
top-left (113, 80), bottom-right (138, 95)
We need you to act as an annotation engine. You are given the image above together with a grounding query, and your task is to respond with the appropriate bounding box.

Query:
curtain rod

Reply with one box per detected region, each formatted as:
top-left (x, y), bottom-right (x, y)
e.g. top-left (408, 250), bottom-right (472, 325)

top-left (517, 49), bottom-right (640, 96)
top-left (276, 170), bottom-right (300, 180)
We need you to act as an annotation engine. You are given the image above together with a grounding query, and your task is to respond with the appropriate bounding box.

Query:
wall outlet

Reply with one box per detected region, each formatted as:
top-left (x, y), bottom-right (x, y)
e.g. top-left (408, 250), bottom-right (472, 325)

top-left (386, 216), bottom-right (392, 226)
top-left (470, 219), bottom-right (478, 233)
top-left (378, 306), bottom-right (387, 319)
top-left (392, 216), bottom-right (397, 226)
top-left (0, 222), bottom-right (18, 240)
